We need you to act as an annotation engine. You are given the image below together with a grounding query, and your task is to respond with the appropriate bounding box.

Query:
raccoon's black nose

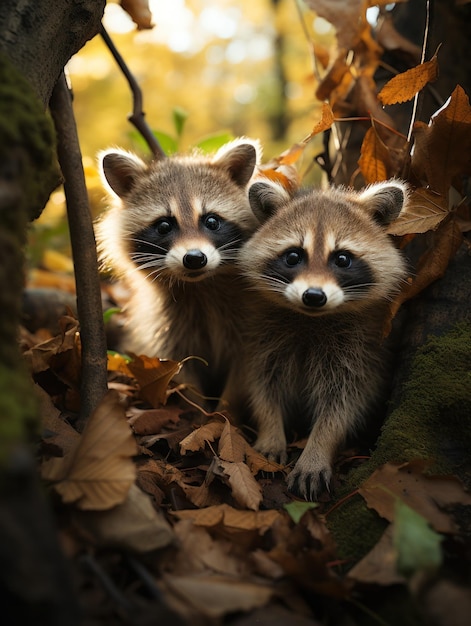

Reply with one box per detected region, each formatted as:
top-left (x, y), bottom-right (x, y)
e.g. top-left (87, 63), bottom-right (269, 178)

top-left (302, 288), bottom-right (327, 307)
top-left (183, 249), bottom-right (207, 270)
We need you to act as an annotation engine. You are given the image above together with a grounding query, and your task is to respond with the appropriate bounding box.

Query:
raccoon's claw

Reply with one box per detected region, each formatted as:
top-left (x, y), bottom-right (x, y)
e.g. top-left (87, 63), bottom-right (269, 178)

top-left (287, 465), bottom-right (332, 501)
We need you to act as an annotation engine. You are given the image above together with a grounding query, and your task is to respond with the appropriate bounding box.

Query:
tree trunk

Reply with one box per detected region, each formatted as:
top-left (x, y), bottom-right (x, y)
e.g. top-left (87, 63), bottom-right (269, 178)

top-left (0, 0), bottom-right (106, 107)
top-left (0, 1), bottom-right (106, 619)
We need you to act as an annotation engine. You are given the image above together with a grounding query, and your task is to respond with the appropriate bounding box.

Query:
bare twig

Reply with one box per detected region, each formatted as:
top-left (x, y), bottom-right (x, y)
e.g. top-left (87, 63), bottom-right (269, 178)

top-left (407, 0), bottom-right (431, 143)
top-left (49, 71), bottom-right (108, 430)
top-left (100, 24), bottom-right (166, 159)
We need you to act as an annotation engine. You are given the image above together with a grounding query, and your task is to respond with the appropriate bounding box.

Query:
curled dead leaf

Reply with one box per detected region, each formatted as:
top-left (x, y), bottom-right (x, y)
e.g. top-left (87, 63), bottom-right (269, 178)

top-left (42, 390), bottom-right (137, 510)
top-left (180, 419), bottom-right (225, 454)
top-left (127, 354), bottom-right (182, 407)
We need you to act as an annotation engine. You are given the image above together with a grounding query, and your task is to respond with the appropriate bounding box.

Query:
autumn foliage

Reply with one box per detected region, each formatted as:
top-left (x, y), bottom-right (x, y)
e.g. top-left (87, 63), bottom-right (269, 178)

top-left (22, 1), bottom-right (471, 624)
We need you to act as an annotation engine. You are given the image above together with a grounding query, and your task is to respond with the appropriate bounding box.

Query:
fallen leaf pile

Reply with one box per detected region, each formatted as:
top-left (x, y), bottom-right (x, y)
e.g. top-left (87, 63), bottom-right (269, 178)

top-left (23, 320), bottom-right (471, 625)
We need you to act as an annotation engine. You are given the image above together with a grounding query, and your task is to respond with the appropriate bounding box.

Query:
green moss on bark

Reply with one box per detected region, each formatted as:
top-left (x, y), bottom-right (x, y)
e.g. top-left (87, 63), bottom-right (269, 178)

top-left (0, 53), bottom-right (59, 462)
top-left (328, 323), bottom-right (471, 562)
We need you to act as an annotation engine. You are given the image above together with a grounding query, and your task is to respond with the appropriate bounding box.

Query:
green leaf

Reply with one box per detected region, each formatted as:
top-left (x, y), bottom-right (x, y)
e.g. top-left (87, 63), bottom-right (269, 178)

top-left (172, 106), bottom-right (189, 139)
top-left (393, 500), bottom-right (443, 578)
top-left (128, 129), bottom-right (178, 156)
top-left (195, 131), bottom-right (235, 154)
top-left (103, 307), bottom-right (122, 325)
top-left (152, 131), bottom-right (179, 155)
top-left (283, 501), bottom-right (318, 524)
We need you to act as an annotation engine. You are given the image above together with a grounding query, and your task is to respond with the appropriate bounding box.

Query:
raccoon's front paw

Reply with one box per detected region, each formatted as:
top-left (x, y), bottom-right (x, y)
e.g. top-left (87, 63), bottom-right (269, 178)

top-left (254, 437), bottom-right (287, 466)
top-left (287, 459), bottom-right (332, 501)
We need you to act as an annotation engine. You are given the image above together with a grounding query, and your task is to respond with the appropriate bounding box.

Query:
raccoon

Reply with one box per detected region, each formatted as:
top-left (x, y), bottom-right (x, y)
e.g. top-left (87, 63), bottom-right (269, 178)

top-left (237, 180), bottom-right (408, 500)
top-left (95, 138), bottom-right (260, 402)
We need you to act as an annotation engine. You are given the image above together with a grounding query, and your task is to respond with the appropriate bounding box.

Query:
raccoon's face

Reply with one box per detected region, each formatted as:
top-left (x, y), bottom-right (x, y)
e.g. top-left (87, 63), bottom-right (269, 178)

top-left (97, 139), bottom-right (260, 283)
top-left (244, 181), bottom-right (408, 316)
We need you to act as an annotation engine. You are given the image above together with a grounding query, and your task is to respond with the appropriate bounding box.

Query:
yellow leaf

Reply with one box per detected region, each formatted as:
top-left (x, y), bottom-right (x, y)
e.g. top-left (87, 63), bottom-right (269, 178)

top-left (42, 391), bottom-right (137, 510)
top-left (42, 249), bottom-right (74, 274)
top-left (358, 127), bottom-right (390, 183)
top-left (304, 102), bottom-right (335, 140)
top-left (378, 56), bottom-right (439, 106)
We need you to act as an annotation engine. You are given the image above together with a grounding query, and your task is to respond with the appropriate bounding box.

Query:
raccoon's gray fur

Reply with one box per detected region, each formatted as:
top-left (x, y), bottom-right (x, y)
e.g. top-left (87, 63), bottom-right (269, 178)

top-left (235, 180), bottom-right (408, 500)
top-left (95, 139), bottom-right (260, 402)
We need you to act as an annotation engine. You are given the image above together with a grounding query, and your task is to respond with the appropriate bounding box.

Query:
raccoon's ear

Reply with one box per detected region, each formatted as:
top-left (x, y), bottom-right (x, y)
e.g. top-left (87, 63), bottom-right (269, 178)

top-left (248, 181), bottom-right (290, 222)
top-left (358, 180), bottom-right (408, 226)
top-left (99, 150), bottom-right (147, 199)
top-left (213, 138), bottom-right (260, 188)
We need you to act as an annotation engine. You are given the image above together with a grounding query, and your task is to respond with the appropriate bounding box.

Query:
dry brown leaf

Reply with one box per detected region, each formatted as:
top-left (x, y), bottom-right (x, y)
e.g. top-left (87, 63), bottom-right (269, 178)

top-left (42, 391), bottom-right (137, 510)
top-left (23, 315), bottom-right (79, 375)
top-left (245, 445), bottom-right (285, 474)
top-left (219, 421), bottom-right (246, 463)
top-left (375, 13), bottom-right (422, 60)
top-left (172, 503), bottom-right (282, 534)
top-left (36, 384), bottom-right (80, 456)
top-left (180, 419), bottom-right (225, 454)
top-left (358, 126), bottom-right (390, 183)
top-left (390, 217), bottom-right (463, 314)
top-left (127, 354), bottom-right (182, 407)
top-left (127, 405), bottom-right (182, 435)
top-left (218, 460), bottom-right (263, 511)
top-left (160, 574), bottom-right (273, 620)
top-left (388, 188), bottom-right (449, 236)
top-left (120, 0), bottom-right (153, 30)
top-left (378, 56), bottom-right (439, 106)
top-left (306, 0), bottom-right (364, 49)
top-left (302, 102), bottom-right (335, 143)
top-left (411, 85), bottom-right (471, 195)
top-left (347, 525), bottom-right (406, 586)
top-left (315, 55), bottom-right (351, 102)
top-left (73, 484), bottom-right (174, 551)
top-left (358, 461), bottom-right (471, 534)
top-left (170, 520), bottom-right (247, 577)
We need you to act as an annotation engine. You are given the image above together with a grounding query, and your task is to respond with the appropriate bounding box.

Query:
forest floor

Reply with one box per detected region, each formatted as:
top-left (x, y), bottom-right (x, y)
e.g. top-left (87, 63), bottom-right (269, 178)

top-left (18, 272), bottom-right (471, 626)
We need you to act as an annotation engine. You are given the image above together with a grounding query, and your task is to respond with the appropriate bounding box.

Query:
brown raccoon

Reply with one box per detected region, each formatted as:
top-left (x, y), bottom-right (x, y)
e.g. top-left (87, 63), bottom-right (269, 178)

top-left (95, 139), bottom-right (260, 401)
top-left (237, 180), bottom-right (408, 500)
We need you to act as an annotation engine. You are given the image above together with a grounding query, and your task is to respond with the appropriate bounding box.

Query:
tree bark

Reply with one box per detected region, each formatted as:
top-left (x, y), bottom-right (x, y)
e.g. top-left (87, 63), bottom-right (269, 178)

top-left (0, 0), bottom-right (106, 106)
top-left (0, 1), bottom-right (106, 618)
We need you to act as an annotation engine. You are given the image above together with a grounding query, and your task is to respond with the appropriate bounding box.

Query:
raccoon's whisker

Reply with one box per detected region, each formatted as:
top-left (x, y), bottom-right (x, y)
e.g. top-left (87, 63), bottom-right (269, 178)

top-left (128, 237), bottom-right (168, 255)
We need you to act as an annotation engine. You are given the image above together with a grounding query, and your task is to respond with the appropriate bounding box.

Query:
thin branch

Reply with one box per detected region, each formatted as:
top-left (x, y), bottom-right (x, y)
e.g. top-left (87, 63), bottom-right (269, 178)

top-left (100, 24), bottom-right (166, 159)
top-left (49, 71), bottom-right (108, 431)
top-left (407, 0), bottom-right (431, 143)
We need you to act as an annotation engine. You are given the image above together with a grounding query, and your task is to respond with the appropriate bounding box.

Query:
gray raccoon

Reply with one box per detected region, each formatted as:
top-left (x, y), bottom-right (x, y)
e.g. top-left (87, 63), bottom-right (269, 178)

top-left (95, 139), bottom-right (260, 401)
top-left (238, 180), bottom-right (408, 500)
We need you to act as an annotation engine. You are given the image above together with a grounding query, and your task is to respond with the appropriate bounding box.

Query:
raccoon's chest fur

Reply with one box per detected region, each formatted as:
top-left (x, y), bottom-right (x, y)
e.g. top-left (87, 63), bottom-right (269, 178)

top-left (124, 268), bottom-right (246, 398)
top-left (248, 305), bottom-right (387, 433)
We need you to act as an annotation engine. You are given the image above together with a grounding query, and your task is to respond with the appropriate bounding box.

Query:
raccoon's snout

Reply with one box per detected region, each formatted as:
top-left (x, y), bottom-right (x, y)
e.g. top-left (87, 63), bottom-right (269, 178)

top-left (302, 288), bottom-right (327, 308)
top-left (183, 249), bottom-right (208, 270)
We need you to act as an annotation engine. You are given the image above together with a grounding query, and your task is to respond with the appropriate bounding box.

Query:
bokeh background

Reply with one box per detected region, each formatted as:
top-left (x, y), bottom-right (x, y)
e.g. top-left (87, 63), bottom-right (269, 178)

top-left (28, 0), bottom-right (341, 273)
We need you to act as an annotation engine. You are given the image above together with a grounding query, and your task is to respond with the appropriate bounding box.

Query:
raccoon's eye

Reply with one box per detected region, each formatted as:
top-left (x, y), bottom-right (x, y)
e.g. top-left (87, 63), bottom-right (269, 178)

top-left (204, 214), bottom-right (221, 231)
top-left (155, 218), bottom-right (173, 235)
top-left (284, 248), bottom-right (304, 267)
top-left (334, 251), bottom-right (352, 268)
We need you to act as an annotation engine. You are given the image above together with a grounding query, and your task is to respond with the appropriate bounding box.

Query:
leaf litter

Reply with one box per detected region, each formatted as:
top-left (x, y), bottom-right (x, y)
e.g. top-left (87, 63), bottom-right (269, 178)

top-left (25, 5), bottom-right (471, 622)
